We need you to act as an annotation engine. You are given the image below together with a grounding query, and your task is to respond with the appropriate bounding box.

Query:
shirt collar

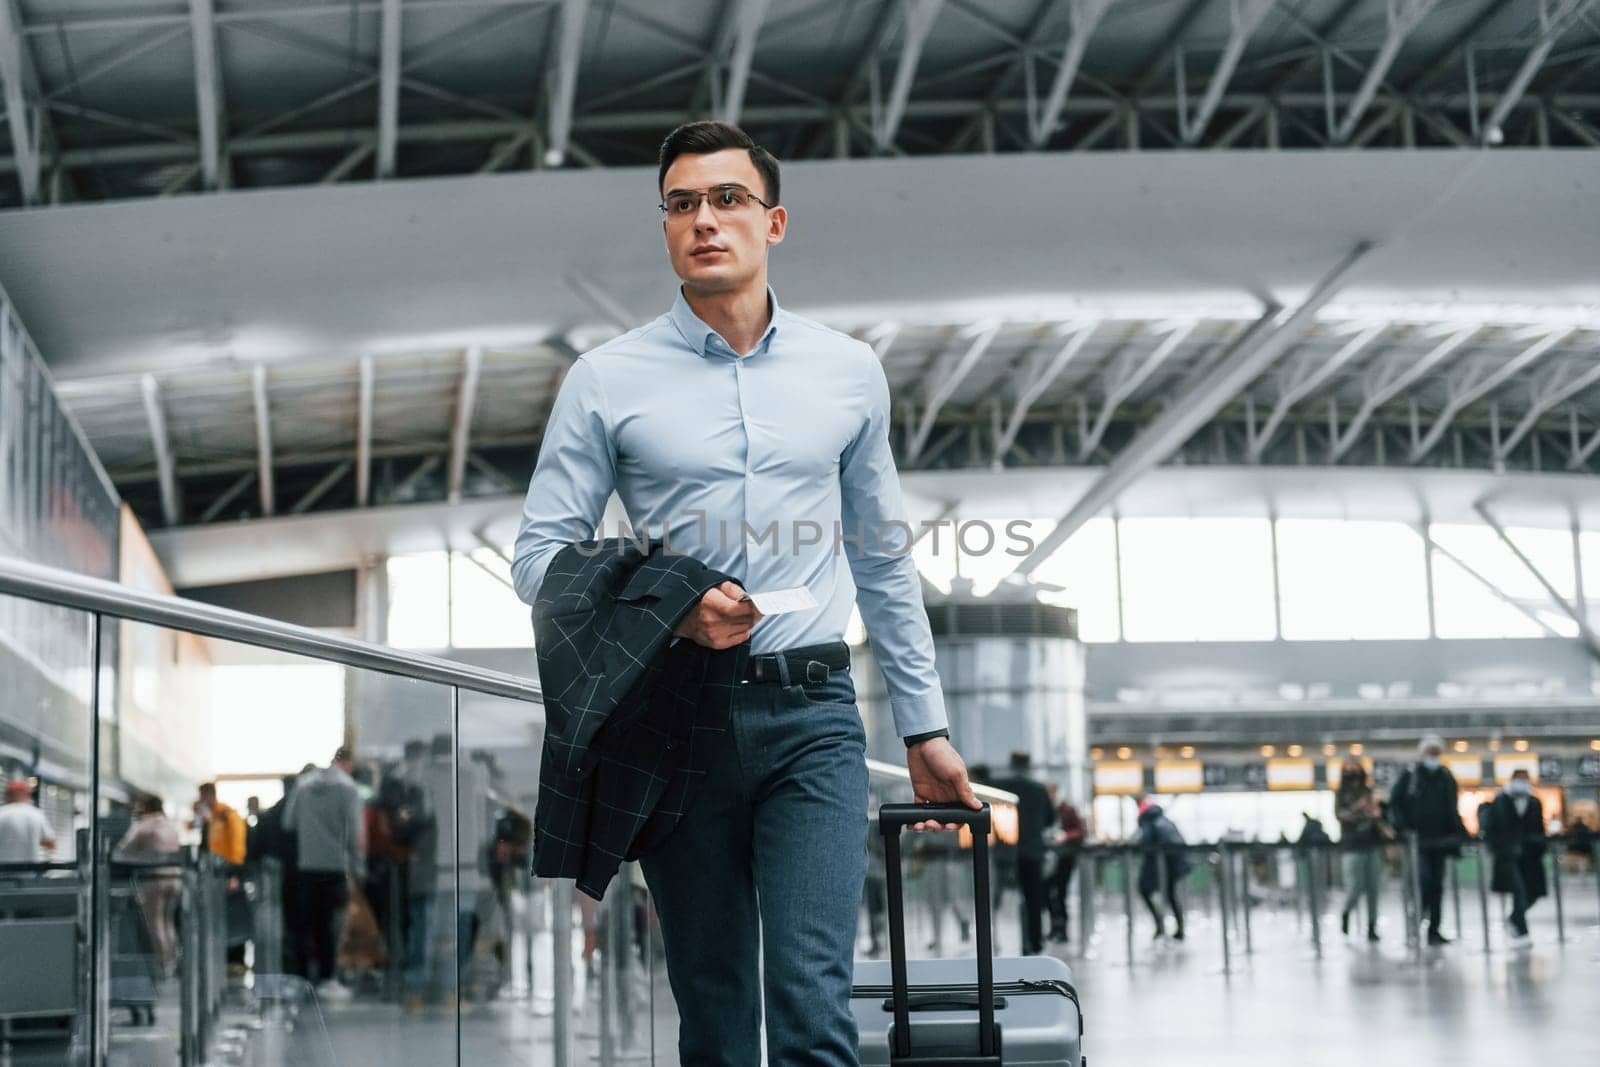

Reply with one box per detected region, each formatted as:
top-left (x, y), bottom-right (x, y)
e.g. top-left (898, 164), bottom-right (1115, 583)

top-left (669, 284), bottom-right (782, 359)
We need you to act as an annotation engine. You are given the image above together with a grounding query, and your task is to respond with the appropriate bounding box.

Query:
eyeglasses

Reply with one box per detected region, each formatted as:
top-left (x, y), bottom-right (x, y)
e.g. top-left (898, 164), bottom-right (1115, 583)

top-left (659, 183), bottom-right (775, 221)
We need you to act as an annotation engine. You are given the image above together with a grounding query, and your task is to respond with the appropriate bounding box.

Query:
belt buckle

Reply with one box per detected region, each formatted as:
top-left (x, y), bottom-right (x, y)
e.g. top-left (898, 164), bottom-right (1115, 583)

top-left (804, 661), bottom-right (830, 684)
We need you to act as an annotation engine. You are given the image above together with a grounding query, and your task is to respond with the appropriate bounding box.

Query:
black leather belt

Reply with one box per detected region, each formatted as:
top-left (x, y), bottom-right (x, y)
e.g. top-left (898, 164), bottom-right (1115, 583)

top-left (742, 641), bottom-right (851, 685)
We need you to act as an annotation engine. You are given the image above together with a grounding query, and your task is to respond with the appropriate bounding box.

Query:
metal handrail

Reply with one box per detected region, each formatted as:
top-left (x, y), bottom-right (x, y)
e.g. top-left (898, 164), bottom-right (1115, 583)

top-left (0, 556), bottom-right (543, 704)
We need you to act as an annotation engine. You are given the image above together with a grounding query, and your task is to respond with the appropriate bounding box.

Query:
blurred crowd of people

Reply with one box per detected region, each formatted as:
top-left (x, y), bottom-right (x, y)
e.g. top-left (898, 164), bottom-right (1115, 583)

top-left (0, 737), bottom-right (535, 1011)
top-left (855, 733), bottom-right (1599, 957)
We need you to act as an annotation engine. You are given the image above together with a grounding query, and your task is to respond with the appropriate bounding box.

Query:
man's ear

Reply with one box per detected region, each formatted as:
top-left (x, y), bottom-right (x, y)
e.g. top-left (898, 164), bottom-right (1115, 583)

top-left (767, 205), bottom-right (787, 247)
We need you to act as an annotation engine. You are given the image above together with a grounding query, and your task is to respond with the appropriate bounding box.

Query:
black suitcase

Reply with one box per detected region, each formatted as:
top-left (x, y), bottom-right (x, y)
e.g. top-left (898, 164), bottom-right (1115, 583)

top-left (852, 802), bottom-right (1084, 1066)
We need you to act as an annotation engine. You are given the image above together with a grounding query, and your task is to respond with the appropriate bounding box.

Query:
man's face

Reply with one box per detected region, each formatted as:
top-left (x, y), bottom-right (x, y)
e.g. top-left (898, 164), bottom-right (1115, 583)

top-left (660, 148), bottom-right (785, 294)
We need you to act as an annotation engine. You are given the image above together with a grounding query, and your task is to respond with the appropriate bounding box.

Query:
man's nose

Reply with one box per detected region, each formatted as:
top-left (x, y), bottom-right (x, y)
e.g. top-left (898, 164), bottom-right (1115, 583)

top-left (693, 200), bottom-right (720, 232)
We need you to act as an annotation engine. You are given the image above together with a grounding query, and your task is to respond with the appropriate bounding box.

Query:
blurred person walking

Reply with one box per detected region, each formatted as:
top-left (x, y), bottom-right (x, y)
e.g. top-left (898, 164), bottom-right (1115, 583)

top-left (1135, 796), bottom-right (1189, 941)
top-left (194, 782), bottom-right (246, 866)
top-left (115, 794), bottom-right (181, 975)
top-left (0, 778), bottom-right (55, 863)
top-left (1485, 769), bottom-right (1546, 946)
top-left (1335, 758), bottom-right (1387, 942)
top-left (283, 747), bottom-right (365, 1000)
top-left (1045, 788), bottom-right (1087, 943)
top-left (1388, 734), bottom-right (1466, 946)
top-left (997, 752), bottom-right (1053, 955)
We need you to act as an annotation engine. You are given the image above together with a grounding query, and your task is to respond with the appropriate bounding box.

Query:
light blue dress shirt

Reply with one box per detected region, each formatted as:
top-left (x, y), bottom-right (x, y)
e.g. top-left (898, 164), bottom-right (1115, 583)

top-left (511, 285), bottom-right (947, 739)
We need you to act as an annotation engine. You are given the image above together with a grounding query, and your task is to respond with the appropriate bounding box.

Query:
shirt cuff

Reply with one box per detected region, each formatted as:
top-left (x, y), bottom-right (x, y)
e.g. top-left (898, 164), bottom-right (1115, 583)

top-left (903, 728), bottom-right (950, 749)
top-left (889, 689), bottom-right (948, 741)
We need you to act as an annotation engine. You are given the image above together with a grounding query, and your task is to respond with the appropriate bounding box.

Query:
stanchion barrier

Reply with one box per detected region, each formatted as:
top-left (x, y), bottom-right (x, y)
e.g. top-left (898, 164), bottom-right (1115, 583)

top-left (1216, 849), bottom-right (1232, 975)
top-left (1239, 849), bottom-right (1254, 955)
top-left (1449, 852), bottom-right (1463, 941)
top-left (1592, 845), bottom-right (1600, 935)
top-left (1549, 843), bottom-right (1566, 943)
top-left (1474, 842), bottom-right (1491, 954)
top-left (180, 862), bottom-right (200, 1067)
top-left (1076, 850), bottom-right (1094, 955)
top-left (92, 838), bottom-right (112, 1062)
top-left (1120, 850), bottom-right (1135, 965)
top-left (1404, 833), bottom-right (1423, 962)
top-left (550, 878), bottom-right (574, 1067)
top-left (1306, 849), bottom-right (1323, 958)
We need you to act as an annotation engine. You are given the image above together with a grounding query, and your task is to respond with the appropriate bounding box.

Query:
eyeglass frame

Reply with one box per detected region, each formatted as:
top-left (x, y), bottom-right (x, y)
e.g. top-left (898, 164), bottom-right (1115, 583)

top-left (658, 183), bottom-right (777, 221)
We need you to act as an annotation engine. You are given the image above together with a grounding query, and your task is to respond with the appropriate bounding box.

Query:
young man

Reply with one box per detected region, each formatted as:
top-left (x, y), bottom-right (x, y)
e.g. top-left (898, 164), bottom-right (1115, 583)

top-left (513, 121), bottom-right (978, 1064)
top-left (1388, 734), bottom-right (1465, 946)
top-left (282, 748), bottom-right (366, 999)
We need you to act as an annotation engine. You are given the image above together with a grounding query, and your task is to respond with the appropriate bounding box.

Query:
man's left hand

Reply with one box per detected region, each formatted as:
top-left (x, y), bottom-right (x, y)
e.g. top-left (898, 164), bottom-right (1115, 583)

top-left (906, 737), bottom-right (981, 832)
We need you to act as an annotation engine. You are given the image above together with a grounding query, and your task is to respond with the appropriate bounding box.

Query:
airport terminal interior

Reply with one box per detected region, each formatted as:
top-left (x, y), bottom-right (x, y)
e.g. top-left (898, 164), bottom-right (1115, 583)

top-left (1, 0), bottom-right (1598, 1063)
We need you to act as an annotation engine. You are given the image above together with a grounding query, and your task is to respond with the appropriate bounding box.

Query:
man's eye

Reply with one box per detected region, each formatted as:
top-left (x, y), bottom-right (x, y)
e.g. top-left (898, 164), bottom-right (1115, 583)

top-left (717, 188), bottom-right (741, 207)
top-left (669, 197), bottom-right (694, 213)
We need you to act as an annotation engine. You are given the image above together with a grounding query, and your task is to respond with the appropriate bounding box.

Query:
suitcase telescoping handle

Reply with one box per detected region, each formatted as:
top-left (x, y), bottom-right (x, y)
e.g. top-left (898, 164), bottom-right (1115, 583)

top-left (878, 802), bottom-right (997, 1062)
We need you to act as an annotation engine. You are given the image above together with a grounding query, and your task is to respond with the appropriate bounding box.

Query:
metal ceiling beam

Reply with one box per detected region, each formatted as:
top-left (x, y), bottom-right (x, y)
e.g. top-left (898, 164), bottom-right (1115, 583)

top-left (1079, 321), bottom-right (1197, 458)
top-left (1475, 499), bottom-right (1600, 656)
top-left (4, 90), bottom-right (1596, 177)
top-left (1423, 526), bottom-right (1566, 638)
top-left (447, 346), bottom-right (484, 504)
top-left (1332, 0), bottom-right (1439, 143)
top-left (1408, 328), bottom-right (1567, 461)
top-left (140, 374), bottom-right (182, 526)
top-left (1181, 0), bottom-right (1275, 145)
top-left (1030, 0), bottom-right (1111, 147)
top-left (290, 460), bottom-right (353, 514)
top-left (252, 364), bottom-right (275, 516)
top-left (197, 470), bottom-right (255, 524)
top-left (543, 0), bottom-right (590, 167)
top-left (1498, 358), bottom-right (1600, 458)
top-left (1329, 325), bottom-right (1476, 461)
top-left (1248, 322), bottom-right (1385, 460)
top-left (1011, 241), bottom-right (1372, 577)
top-left (994, 321), bottom-right (1097, 461)
top-left (0, 0), bottom-right (41, 204)
top-left (356, 356), bottom-right (374, 506)
top-left (188, 0), bottom-right (225, 190)
top-left (377, 0), bottom-right (402, 178)
top-left (322, 142), bottom-right (374, 183)
top-left (390, 454), bottom-right (441, 502)
top-left (1481, 0), bottom-right (1597, 144)
top-left (907, 321), bottom-right (1000, 463)
top-left (875, 0), bottom-right (945, 153)
top-left (718, 0), bottom-right (771, 125)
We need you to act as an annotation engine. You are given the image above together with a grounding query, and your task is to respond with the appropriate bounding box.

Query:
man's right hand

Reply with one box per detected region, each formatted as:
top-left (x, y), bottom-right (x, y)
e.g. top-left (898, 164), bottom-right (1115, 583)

top-left (673, 581), bottom-right (762, 649)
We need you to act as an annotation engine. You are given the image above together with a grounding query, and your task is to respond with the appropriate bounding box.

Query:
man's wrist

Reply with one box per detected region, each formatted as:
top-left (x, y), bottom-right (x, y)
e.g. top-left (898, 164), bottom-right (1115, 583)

top-left (903, 728), bottom-right (950, 749)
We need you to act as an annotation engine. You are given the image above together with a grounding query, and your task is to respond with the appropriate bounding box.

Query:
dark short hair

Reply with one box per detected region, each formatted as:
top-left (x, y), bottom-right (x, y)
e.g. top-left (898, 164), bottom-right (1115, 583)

top-left (657, 120), bottom-right (780, 205)
top-left (1009, 751), bottom-right (1031, 771)
top-left (136, 793), bottom-right (164, 815)
top-left (198, 782), bottom-right (217, 797)
top-left (333, 746), bottom-right (353, 764)
top-left (403, 739), bottom-right (427, 759)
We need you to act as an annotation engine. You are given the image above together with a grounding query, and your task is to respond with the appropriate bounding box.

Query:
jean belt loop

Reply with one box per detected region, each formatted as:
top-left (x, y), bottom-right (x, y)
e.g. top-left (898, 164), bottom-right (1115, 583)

top-left (774, 651), bottom-right (791, 688)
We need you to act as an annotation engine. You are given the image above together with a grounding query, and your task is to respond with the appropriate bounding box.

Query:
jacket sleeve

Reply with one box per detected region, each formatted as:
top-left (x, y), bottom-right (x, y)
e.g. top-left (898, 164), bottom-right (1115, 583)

top-left (1387, 772), bottom-right (1411, 831)
top-left (512, 357), bottom-right (618, 609)
top-left (838, 352), bottom-right (947, 740)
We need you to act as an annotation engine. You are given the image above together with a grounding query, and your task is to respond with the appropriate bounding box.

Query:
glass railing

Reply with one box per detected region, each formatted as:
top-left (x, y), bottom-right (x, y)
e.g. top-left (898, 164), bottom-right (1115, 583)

top-left (7, 556), bottom-right (1594, 1064)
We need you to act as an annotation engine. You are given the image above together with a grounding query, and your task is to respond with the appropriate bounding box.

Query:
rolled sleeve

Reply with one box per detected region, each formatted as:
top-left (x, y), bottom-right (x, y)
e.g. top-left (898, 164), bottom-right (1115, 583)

top-left (511, 357), bottom-right (618, 607)
top-left (839, 353), bottom-right (948, 739)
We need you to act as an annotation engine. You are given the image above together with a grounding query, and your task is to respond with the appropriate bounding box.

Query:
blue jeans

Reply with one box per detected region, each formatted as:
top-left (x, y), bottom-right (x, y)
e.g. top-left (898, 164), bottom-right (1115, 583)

top-left (639, 659), bottom-right (869, 1066)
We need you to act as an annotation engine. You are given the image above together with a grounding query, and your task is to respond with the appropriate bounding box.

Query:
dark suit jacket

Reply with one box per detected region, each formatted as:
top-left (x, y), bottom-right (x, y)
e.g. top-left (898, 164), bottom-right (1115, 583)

top-left (530, 538), bottom-right (747, 900)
